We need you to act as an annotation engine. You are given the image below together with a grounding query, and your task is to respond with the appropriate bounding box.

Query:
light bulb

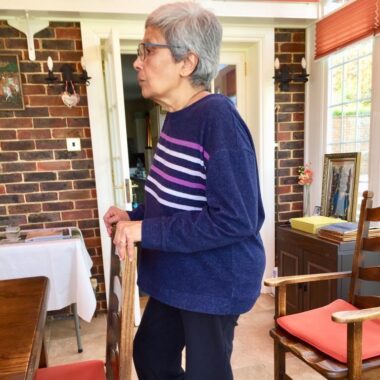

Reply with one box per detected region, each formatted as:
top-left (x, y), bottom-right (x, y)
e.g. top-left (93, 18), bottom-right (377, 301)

top-left (274, 58), bottom-right (280, 70)
top-left (81, 56), bottom-right (86, 70)
top-left (301, 57), bottom-right (307, 69)
top-left (47, 56), bottom-right (53, 71)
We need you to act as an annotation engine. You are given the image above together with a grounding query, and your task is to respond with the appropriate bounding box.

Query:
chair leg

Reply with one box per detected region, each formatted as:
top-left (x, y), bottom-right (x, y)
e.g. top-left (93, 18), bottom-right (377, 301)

top-left (274, 340), bottom-right (287, 380)
top-left (133, 278), bottom-right (141, 327)
top-left (72, 303), bottom-right (83, 353)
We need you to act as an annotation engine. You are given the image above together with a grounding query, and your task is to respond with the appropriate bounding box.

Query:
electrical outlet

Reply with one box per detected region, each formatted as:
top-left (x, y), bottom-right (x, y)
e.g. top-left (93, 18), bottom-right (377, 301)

top-left (66, 138), bottom-right (81, 152)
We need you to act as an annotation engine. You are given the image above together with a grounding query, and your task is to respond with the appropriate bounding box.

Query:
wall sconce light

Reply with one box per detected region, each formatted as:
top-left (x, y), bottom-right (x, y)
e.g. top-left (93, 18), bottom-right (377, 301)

top-left (273, 57), bottom-right (309, 91)
top-left (45, 56), bottom-right (91, 94)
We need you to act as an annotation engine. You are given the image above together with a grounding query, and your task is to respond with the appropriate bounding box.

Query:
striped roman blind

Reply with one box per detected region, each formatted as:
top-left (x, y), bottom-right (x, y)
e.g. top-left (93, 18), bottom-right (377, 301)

top-left (315, 0), bottom-right (380, 59)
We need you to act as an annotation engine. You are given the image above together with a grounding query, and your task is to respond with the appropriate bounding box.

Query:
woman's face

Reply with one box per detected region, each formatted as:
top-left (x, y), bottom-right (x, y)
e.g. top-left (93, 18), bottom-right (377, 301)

top-left (133, 27), bottom-right (184, 104)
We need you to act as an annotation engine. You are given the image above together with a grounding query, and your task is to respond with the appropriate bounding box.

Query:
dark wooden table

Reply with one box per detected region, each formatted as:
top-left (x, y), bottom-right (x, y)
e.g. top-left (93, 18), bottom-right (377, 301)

top-left (0, 277), bottom-right (49, 379)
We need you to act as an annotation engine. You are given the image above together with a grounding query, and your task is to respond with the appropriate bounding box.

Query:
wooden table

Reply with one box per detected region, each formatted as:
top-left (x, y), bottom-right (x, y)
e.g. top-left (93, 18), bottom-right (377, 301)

top-left (0, 276), bottom-right (49, 380)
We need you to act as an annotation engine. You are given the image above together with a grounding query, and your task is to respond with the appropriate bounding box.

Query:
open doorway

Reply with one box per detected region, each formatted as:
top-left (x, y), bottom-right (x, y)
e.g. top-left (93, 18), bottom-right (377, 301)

top-left (120, 54), bottom-right (163, 209)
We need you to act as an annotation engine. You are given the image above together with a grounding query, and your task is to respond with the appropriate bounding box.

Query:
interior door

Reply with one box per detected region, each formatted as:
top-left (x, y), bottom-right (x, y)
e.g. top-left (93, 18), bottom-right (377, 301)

top-left (103, 29), bottom-right (131, 210)
top-left (213, 50), bottom-right (247, 121)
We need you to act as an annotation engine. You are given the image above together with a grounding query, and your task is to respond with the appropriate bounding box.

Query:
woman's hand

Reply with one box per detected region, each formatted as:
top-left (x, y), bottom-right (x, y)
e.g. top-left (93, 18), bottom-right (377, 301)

top-left (114, 221), bottom-right (142, 261)
top-left (103, 206), bottom-right (130, 236)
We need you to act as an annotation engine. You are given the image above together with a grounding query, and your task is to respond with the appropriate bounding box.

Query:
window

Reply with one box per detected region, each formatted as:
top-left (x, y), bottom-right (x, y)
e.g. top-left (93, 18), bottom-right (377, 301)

top-left (326, 38), bottom-right (373, 215)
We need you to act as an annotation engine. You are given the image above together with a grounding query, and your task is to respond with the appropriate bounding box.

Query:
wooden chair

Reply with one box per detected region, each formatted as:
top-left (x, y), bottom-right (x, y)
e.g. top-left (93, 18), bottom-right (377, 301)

top-left (35, 231), bottom-right (136, 380)
top-left (264, 191), bottom-right (380, 379)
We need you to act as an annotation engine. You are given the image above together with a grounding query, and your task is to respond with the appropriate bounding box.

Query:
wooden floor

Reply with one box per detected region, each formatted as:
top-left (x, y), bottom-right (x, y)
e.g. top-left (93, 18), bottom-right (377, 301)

top-left (45, 294), bottom-right (324, 379)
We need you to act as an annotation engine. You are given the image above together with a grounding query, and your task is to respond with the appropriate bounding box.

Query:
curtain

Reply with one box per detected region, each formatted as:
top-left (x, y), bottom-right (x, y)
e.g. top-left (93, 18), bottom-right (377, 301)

top-left (315, 0), bottom-right (379, 59)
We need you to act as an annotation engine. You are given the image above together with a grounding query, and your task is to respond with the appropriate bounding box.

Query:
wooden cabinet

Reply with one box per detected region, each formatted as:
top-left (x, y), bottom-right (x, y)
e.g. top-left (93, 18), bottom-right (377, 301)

top-left (276, 225), bottom-right (356, 314)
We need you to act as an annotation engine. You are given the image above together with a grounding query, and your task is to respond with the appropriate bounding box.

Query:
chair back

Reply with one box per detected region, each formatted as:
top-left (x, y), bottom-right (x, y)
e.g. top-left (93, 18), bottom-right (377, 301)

top-left (105, 231), bottom-right (136, 380)
top-left (349, 190), bottom-right (380, 309)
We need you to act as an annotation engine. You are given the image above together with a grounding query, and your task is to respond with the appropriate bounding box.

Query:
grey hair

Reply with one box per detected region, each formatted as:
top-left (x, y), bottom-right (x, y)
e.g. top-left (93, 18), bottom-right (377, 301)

top-left (145, 2), bottom-right (222, 89)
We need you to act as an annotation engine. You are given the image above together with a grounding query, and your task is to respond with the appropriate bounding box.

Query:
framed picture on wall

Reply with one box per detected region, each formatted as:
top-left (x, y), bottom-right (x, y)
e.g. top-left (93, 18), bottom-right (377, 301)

top-left (0, 54), bottom-right (25, 111)
top-left (321, 152), bottom-right (361, 222)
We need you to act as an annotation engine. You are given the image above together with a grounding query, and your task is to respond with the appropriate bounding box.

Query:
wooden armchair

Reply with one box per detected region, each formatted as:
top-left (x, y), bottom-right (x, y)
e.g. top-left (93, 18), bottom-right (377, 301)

top-left (265, 191), bottom-right (380, 379)
top-left (35, 231), bottom-right (136, 380)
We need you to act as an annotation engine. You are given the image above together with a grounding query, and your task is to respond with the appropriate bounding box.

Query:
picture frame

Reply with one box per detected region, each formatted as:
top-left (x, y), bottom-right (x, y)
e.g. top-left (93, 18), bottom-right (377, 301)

top-left (0, 54), bottom-right (25, 111)
top-left (321, 152), bottom-right (361, 221)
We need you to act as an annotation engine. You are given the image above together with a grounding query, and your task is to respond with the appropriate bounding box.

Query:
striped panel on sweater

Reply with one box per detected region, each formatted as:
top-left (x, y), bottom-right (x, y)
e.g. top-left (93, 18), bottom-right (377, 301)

top-left (145, 132), bottom-right (209, 211)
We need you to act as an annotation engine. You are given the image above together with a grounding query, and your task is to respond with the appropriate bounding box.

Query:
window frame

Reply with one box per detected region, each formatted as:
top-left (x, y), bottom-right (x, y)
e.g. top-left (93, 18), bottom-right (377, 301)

top-left (325, 38), bottom-right (373, 216)
top-left (306, 31), bottom-right (380, 217)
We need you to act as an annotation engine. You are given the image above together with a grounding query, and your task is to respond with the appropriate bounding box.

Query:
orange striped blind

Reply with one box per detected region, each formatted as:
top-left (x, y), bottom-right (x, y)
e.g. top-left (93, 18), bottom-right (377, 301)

top-left (315, 0), bottom-right (379, 59)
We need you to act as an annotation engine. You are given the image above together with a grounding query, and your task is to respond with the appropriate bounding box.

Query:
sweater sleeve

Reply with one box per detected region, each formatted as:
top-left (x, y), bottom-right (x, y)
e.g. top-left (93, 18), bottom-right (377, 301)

top-left (127, 204), bottom-right (145, 221)
top-left (141, 148), bottom-right (264, 253)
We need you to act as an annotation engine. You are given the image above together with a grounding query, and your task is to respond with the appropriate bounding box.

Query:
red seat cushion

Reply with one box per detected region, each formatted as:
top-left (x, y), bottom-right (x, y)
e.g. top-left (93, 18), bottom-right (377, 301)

top-left (35, 359), bottom-right (106, 380)
top-left (277, 299), bottom-right (380, 363)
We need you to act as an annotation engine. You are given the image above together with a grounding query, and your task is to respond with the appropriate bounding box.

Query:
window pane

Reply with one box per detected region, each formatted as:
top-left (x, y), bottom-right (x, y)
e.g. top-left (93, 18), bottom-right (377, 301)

top-left (331, 66), bottom-right (342, 105)
top-left (327, 106), bottom-right (342, 147)
top-left (343, 61), bottom-right (357, 102)
top-left (358, 56), bottom-right (372, 99)
top-left (330, 51), bottom-right (343, 66)
top-left (326, 39), bottom-right (372, 219)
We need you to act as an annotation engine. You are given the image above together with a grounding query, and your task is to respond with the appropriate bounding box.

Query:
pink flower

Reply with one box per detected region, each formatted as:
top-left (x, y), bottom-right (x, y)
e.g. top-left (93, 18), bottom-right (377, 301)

top-left (298, 163), bottom-right (313, 186)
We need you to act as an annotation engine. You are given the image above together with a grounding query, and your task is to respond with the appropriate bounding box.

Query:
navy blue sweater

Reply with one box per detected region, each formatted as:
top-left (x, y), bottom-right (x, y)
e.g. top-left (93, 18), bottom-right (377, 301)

top-left (129, 94), bottom-right (265, 315)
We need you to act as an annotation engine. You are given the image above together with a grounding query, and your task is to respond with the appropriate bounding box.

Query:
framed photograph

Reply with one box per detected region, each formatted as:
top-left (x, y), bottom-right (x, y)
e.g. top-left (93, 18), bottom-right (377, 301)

top-left (321, 152), bottom-right (361, 221)
top-left (0, 54), bottom-right (24, 111)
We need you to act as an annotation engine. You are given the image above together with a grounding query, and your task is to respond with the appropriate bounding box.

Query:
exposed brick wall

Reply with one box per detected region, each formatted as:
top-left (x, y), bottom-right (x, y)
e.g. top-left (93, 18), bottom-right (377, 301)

top-left (0, 21), bottom-right (106, 311)
top-left (275, 28), bottom-right (306, 224)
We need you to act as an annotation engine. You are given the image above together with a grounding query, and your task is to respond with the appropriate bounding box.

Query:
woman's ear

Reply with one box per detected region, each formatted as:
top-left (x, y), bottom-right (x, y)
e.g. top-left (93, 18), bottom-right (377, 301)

top-left (180, 53), bottom-right (199, 78)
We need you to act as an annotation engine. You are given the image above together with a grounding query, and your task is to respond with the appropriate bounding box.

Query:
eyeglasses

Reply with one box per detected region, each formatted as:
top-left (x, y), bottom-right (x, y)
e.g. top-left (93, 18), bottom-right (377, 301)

top-left (137, 42), bottom-right (181, 61)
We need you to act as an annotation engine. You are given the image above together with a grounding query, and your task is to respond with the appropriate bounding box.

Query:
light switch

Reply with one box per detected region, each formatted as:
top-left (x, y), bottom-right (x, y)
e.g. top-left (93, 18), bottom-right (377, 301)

top-left (66, 138), bottom-right (81, 152)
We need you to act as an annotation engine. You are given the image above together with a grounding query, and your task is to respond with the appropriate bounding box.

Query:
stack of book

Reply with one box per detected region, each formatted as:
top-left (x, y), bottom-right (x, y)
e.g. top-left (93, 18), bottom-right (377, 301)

top-left (318, 222), bottom-right (380, 243)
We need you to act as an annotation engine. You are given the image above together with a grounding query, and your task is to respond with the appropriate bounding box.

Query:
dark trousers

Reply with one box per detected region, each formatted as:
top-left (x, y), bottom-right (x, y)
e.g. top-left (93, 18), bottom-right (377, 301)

top-left (133, 297), bottom-right (239, 380)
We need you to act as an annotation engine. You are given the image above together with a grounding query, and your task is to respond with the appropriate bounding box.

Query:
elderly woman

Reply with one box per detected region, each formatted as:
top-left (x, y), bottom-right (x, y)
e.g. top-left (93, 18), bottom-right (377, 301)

top-left (103, 2), bottom-right (265, 379)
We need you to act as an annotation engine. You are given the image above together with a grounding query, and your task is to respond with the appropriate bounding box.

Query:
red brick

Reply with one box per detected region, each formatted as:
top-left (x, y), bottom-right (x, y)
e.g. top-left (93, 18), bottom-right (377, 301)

top-left (60, 51), bottom-right (83, 61)
top-left (29, 96), bottom-right (64, 106)
top-left (0, 130), bottom-right (16, 139)
top-left (62, 209), bottom-right (93, 220)
top-left (22, 85), bottom-right (46, 95)
top-left (49, 106), bottom-right (83, 117)
top-left (43, 201), bottom-right (74, 211)
top-left (37, 161), bottom-right (71, 171)
top-left (33, 118), bottom-right (66, 128)
top-left (277, 132), bottom-right (291, 141)
top-left (84, 237), bottom-right (102, 248)
top-left (5, 38), bottom-right (27, 49)
top-left (51, 128), bottom-right (83, 138)
top-left (0, 185), bottom-right (5, 194)
top-left (277, 185), bottom-right (291, 195)
top-left (292, 202), bottom-right (303, 211)
top-left (75, 199), bottom-right (97, 209)
top-left (56, 28), bottom-right (81, 39)
top-left (17, 129), bottom-right (51, 140)
top-left (280, 43), bottom-right (305, 53)
top-left (8, 204), bottom-right (42, 214)
top-left (293, 112), bottom-right (304, 121)
top-left (59, 190), bottom-right (91, 200)
top-left (0, 118), bottom-right (33, 129)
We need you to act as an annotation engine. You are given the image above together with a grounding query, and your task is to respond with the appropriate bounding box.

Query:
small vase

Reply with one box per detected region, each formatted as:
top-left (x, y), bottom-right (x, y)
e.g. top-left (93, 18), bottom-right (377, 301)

top-left (304, 185), bottom-right (311, 217)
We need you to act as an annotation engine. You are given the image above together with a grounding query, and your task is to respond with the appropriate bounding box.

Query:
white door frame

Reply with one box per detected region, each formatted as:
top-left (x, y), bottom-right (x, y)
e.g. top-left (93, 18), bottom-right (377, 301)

top-left (81, 20), bottom-right (275, 298)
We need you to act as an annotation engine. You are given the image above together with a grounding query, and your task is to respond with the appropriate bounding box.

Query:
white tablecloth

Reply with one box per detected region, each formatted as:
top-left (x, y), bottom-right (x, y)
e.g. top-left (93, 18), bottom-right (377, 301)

top-left (0, 235), bottom-right (96, 322)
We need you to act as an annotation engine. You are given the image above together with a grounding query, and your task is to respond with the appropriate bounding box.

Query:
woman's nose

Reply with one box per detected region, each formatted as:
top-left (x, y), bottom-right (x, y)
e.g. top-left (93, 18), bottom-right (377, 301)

top-left (133, 56), bottom-right (142, 71)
